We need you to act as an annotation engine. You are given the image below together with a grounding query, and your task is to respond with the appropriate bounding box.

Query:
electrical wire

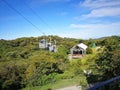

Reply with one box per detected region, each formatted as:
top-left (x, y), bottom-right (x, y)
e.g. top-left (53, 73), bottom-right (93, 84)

top-left (1, 0), bottom-right (44, 35)
top-left (23, 1), bottom-right (53, 32)
top-left (22, 1), bottom-right (58, 36)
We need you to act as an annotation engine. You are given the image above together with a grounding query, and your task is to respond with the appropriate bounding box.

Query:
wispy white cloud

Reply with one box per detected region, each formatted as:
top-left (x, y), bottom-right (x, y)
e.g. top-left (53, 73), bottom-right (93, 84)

top-left (66, 22), bottom-right (120, 39)
top-left (70, 0), bottom-right (120, 39)
top-left (70, 22), bottom-right (120, 29)
top-left (75, 0), bottom-right (120, 20)
top-left (80, 0), bottom-right (120, 9)
top-left (82, 7), bottom-right (120, 18)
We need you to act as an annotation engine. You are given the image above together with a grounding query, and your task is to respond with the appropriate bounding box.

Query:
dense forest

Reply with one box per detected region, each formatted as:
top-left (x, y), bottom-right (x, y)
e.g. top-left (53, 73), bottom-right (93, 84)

top-left (0, 35), bottom-right (120, 90)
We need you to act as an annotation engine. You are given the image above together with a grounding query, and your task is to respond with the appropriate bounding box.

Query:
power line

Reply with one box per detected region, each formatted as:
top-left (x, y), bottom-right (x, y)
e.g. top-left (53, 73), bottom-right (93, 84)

top-left (23, 1), bottom-right (53, 31)
top-left (22, 1), bottom-right (58, 36)
top-left (1, 0), bottom-right (44, 35)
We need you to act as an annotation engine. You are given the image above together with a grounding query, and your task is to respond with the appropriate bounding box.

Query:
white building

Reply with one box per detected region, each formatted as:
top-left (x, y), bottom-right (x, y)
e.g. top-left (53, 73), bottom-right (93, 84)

top-left (70, 43), bottom-right (88, 59)
top-left (39, 39), bottom-right (57, 52)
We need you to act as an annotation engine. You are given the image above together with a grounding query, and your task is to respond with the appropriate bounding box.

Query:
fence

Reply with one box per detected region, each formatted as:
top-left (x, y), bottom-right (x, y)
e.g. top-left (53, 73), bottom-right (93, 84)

top-left (88, 76), bottom-right (120, 90)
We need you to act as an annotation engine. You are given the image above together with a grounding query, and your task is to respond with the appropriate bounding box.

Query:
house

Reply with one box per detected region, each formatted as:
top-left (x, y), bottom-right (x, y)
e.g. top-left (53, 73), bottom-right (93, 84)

top-left (39, 39), bottom-right (57, 52)
top-left (70, 43), bottom-right (88, 59)
top-left (39, 39), bottom-right (47, 49)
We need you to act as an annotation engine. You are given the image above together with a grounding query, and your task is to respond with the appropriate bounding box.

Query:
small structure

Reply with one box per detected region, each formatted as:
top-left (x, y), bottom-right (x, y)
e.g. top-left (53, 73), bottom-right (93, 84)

top-left (39, 39), bottom-right (57, 52)
top-left (70, 43), bottom-right (88, 59)
top-left (92, 43), bottom-right (96, 48)
top-left (39, 39), bottom-right (47, 49)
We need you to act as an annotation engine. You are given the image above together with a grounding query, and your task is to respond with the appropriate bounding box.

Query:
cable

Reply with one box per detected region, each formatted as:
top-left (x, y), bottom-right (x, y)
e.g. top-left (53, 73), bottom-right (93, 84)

top-left (1, 0), bottom-right (44, 35)
top-left (23, 1), bottom-right (59, 36)
top-left (23, 1), bottom-right (53, 31)
top-left (22, 1), bottom-right (58, 36)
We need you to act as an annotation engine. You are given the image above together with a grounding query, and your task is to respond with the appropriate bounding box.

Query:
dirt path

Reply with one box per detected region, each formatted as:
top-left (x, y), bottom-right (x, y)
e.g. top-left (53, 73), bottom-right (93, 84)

top-left (57, 85), bottom-right (82, 90)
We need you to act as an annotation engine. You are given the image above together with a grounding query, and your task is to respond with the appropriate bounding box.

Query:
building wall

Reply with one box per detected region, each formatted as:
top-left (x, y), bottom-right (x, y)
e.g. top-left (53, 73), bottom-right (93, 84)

top-left (39, 39), bottom-right (57, 52)
top-left (70, 45), bottom-right (87, 59)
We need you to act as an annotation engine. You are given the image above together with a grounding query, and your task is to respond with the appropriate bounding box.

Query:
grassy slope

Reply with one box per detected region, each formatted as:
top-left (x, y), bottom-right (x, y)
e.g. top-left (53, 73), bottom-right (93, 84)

top-left (22, 48), bottom-right (98, 90)
top-left (22, 76), bottom-right (86, 90)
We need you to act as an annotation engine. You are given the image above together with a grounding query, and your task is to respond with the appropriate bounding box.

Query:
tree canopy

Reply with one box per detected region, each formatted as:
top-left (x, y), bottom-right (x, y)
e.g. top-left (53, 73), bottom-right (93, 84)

top-left (0, 35), bottom-right (119, 90)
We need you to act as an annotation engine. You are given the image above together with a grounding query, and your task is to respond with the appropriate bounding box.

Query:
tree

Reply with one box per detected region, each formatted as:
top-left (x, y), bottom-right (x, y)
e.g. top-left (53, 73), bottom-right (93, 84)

top-left (0, 62), bottom-right (26, 90)
top-left (86, 47), bottom-right (93, 54)
top-left (95, 46), bottom-right (120, 81)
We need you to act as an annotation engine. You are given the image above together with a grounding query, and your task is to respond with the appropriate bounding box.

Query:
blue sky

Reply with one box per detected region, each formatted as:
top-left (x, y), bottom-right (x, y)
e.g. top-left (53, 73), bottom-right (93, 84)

top-left (0, 0), bottom-right (120, 40)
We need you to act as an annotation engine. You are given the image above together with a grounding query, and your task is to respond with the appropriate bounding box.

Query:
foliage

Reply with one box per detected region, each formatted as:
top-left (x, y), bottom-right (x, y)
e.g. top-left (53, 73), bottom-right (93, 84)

top-left (0, 62), bottom-right (26, 90)
top-left (86, 47), bottom-right (93, 54)
top-left (95, 47), bottom-right (120, 80)
top-left (94, 36), bottom-right (120, 81)
top-left (0, 35), bottom-right (119, 90)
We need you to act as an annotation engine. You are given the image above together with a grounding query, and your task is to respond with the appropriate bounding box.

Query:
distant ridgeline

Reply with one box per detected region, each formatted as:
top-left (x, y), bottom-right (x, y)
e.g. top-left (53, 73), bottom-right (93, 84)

top-left (39, 39), bottom-right (57, 52)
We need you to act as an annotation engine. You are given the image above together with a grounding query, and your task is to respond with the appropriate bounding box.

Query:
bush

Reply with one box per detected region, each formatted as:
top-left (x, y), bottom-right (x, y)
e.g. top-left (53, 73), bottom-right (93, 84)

top-left (86, 48), bottom-right (93, 54)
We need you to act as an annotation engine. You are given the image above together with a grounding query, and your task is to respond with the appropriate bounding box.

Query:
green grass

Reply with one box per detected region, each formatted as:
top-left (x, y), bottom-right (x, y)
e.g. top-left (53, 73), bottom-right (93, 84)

top-left (22, 76), bottom-right (87, 90)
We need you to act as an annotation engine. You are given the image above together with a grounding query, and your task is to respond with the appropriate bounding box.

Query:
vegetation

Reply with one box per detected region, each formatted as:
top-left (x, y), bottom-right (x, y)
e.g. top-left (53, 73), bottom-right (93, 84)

top-left (0, 35), bottom-right (119, 90)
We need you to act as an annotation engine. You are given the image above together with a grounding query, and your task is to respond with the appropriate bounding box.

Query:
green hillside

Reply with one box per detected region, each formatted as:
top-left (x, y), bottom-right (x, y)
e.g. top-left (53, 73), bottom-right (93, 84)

top-left (0, 36), bottom-right (120, 90)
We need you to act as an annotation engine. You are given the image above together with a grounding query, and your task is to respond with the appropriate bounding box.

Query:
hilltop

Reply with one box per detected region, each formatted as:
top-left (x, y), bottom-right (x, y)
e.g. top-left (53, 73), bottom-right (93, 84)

top-left (0, 35), bottom-right (119, 90)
